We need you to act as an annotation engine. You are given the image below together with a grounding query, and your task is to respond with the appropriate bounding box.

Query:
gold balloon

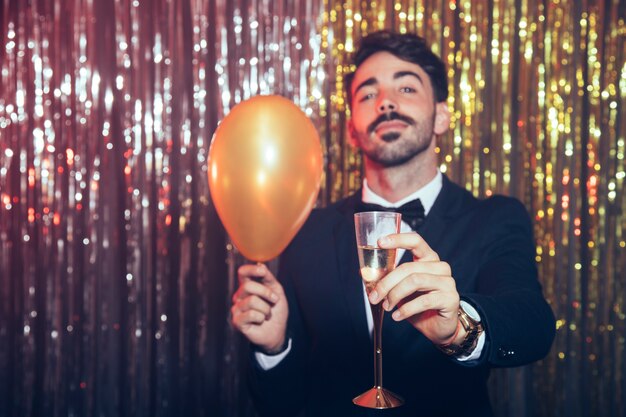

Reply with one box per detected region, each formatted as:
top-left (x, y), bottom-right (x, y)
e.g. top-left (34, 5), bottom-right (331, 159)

top-left (208, 95), bottom-right (324, 262)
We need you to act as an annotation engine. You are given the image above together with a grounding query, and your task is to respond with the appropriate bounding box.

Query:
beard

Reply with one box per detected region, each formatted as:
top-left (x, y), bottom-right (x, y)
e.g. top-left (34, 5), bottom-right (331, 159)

top-left (357, 110), bottom-right (436, 167)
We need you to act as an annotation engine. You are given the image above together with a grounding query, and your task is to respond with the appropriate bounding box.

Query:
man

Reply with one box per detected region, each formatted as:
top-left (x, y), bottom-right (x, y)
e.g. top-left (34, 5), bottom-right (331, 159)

top-left (230, 31), bottom-right (555, 416)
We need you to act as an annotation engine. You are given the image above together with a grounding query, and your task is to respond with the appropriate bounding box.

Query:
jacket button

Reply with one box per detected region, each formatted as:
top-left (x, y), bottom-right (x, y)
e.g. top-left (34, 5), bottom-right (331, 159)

top-left (498, 347), bottom-right (515, 359)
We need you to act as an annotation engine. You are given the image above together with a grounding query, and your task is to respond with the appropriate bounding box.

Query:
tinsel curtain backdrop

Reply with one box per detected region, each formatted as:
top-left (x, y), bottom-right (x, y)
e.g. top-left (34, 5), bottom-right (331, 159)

top-left (0, 0), bottom-right (624, 416)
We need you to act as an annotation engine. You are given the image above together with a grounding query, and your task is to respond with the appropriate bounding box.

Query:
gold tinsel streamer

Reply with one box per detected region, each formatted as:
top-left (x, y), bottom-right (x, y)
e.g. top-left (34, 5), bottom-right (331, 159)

top-left (319, 1), bottom-right (626, 415)
top-left (0, 0), bottom-right (624, 416)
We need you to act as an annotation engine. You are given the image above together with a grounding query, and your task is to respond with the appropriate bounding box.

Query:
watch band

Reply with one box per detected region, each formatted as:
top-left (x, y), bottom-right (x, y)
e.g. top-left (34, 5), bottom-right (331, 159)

top-left (437, 304), bottom-right (484, 357)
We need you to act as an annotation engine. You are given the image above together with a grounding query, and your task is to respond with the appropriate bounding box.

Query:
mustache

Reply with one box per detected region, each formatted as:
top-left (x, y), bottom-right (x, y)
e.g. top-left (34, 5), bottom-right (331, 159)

top-left (367, 111), bottom-right (416, 134)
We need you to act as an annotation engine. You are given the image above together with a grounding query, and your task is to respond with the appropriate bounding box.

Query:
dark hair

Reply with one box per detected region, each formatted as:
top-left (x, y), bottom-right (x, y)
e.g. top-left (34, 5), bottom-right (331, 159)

top-left (344, 30), bottom-right (448, 106)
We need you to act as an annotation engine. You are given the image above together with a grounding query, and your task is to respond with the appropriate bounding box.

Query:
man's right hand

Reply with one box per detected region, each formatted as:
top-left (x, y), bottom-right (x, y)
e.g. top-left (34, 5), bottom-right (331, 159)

top-left (231, 263), bottom-right (289, 354)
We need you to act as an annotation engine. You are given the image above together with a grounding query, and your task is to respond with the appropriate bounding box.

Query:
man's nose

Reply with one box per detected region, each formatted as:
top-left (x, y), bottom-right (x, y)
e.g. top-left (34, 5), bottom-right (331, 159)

top-left (377, 95), bottom-right (396, 112)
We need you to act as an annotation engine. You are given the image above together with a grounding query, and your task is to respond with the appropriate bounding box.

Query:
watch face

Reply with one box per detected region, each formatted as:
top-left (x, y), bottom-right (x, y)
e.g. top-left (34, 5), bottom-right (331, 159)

top-left (460, 300), bottom-right (481, 322)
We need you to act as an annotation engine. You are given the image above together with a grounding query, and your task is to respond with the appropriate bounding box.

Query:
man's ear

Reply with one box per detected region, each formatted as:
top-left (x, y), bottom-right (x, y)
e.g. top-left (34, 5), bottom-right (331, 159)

top-left (433, 102), bottom-right (451, 135)
top-left (347, 119), bottom-right (359, 148)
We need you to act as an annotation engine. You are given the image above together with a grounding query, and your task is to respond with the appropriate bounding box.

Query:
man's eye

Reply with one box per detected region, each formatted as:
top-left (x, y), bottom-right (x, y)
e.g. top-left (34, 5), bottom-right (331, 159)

top-left (358, 93), bottom-right (376, 102)
top-left (400, 87), bottom-right (416, 93)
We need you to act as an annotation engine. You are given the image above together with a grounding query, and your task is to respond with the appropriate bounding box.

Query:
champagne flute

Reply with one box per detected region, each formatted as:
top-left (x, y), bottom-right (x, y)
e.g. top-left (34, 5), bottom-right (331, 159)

top-left (352, 211), bottom-right (404, 409)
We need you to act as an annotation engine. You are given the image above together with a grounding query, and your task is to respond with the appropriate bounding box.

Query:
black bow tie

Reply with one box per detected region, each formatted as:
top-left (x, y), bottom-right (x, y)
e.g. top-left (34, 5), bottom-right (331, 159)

top-left (356, 198), bottom-right (426, 230)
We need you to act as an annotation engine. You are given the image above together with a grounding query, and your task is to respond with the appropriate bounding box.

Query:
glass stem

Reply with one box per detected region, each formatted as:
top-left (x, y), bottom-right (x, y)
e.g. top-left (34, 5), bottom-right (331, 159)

top-left (370, 302), bottom-right (384, 389)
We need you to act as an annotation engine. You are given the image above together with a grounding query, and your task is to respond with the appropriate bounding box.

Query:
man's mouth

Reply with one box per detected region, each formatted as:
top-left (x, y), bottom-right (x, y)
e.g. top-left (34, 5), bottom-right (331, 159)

top-left (367, 111), bottom-right (416, 135)
top-left (374, 120), bottom-right (408, 134)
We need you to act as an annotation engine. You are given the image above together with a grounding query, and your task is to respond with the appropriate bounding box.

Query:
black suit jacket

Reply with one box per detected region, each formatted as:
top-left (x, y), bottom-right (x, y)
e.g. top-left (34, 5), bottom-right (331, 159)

top-left (248, 175), bottom-right (555, 417)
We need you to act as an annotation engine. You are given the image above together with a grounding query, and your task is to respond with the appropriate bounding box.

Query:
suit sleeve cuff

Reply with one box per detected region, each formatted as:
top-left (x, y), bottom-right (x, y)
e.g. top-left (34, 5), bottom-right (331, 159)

top-left (254, 338), bottom-right (292, 370)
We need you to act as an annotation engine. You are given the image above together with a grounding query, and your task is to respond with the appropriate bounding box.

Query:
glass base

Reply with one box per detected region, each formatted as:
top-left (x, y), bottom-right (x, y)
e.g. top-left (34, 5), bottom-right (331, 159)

top-left (352, 386), bottom-right (404, 409)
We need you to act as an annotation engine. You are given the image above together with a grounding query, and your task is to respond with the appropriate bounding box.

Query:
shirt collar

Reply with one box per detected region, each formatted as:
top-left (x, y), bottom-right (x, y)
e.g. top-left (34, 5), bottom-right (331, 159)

top-left (361, 170), bottom-right (442, 216)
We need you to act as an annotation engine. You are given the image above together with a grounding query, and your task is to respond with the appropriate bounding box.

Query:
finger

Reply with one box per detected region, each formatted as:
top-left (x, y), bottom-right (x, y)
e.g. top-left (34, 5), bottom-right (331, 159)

top-left (369, 261), bottom-right (451, 304)
top-left (235, 294), bottom-right (273, 318)
top-left (391, 260), bottom-right (451, 280)
top-left (232, 279), bottom-right (279, 305)
top-left (231, 309), bottom-right (268, 330)
top-left (238, 263), bottom-right (269, 284)
top-left (390, 291), bottom-right (459, 322)
top-left (378, 232), bottom-right (439, 262)
top-left (381, 274), bottom-right (457, 311)
top-left (382, 271), bottom-right (456, 310)
top-left (238, 263), bottom-right (283, 292)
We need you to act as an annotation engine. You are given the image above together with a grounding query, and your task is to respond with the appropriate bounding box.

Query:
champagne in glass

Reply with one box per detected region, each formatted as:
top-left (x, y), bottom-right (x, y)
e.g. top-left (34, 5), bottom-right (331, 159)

top-left (358, 246), bottom-right (397, 294)
top-left (353, 211), bottom-right (404, 409)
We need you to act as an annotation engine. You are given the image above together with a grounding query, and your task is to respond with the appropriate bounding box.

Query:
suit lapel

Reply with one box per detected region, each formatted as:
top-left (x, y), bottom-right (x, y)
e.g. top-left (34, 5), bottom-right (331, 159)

top-left (334, 192), bottom-right (371, 349)
top-left (415, 174), bottom-right (467, 254)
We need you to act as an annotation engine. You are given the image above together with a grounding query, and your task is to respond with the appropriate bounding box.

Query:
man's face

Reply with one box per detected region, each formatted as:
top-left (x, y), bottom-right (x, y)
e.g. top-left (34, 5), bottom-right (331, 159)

top-left (348, 51), bottom-right (449, 167)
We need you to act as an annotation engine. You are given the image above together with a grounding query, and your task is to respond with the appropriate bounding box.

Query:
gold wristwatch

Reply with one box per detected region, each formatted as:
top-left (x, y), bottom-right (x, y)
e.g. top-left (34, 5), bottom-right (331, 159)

top-left (438, 300), bottom-right (484, 357)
